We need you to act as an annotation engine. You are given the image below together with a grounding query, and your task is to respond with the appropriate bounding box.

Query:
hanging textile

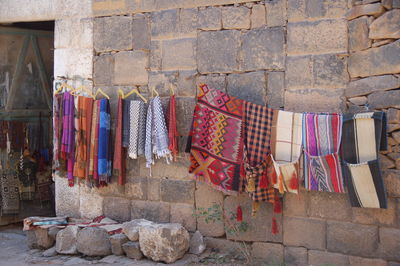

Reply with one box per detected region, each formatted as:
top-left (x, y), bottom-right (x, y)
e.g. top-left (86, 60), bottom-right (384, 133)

top-left (303, 113), bottom-right (344, 193)
top-left (241, 101), bottom-right (276, 204)
top-left (168, 95), bottom-right (179, 160)
top-left (122, 99), bottom-right (130, 148)
top-left (9, 121), bottom-right (24, 151)
top-left (270, 110), bottom-right (303, 194)
top-left (128, 101), bottom-right (142, 159)
top-left (93, 100), bottom-right (101, 182)
top-left (188, 85), bottom-right (244, 194)
top-left (137, 100), bottom-right (147, 157)
top-left (60, 92), bottom-right (75, 186)
top-left (113, 97), bottom-right (125, 185)
top-left (98, 99), bottom-right (112, 184)
top-left (341, 112), bottom-right (387, 209)
top-left (53, 93), bottom-right (63, 170)
top-left (88, 100), bottom-right (99, 183)
top-left (18, 157), bottom-right (37, 200)
top-left (0, 121), bottom-right (8, 149)
top-left (1, 169), bottom-right (20, 214)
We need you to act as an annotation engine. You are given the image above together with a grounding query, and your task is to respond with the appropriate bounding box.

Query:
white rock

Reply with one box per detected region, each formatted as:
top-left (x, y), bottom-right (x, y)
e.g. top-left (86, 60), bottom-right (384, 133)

top-left (122, 219), bottom-right (154, 241)
top-left (189, 231), bottom-right (206, 255)
top-left (56, 226), bottom-right (79, 255)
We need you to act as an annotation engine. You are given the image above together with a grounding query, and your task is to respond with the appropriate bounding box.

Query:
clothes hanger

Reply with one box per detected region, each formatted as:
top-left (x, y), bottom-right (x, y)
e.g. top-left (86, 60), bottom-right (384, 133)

top-left (151, 87), bottom-right (159, 98)
top-left (118, 88), bottom-right (125, 98)
top-left (95, 88), bottom-right (110, 100)
top-left (124, 87), bottom-right (148, 104)
top-left (169, 84), bottom-right (175, 96)
top-left (76, 85), bottom-right (95, 99)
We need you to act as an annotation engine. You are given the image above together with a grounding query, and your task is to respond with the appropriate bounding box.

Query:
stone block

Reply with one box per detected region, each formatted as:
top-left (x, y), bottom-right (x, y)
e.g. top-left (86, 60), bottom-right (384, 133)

top-left (26, 228), bottom-right (54, 250)
top-left (77, 227), bottom-right (112, 256)
top-left (224, 195), bottom-right (282, 243)
top-left (284, 246), bottom-right (308, 266)
top-left (386, 169), bottom-right (400, 197)
top-left (150, 40), bottom-right (162, 71)
top-left (369, 9), bottom-right (400, 39)
top-left (373, 39), bottom-right (394, 48)
top-left (349, 256), bottom-right (387, 266)
top-left (265, 0), bottom-right (286, 27)
top-left (308, 250), bottom-right (349, 266)
top-left (226, 71), bottom-right (267, 105)
top-left (162, 38), bottom-right (196, 70)
top-left (94, 16), bottom-right (132, 52)
top-left (79, 186), bottom-right (103, 219)
top-left (309, 191), bottom-right (352, 221)
top-left (241, 26), bottom-right (285, 71)
top-left (131, 200), bottom-right (170, 223)
top-left (285, 55), bottom-right (312, 89)
top-left (346, 3), bottom-right (385, 20)
top-left (177, 70), bottom-right (197, 96)
top-left (252, 242), bottom-right (283, 264)
top-left (54, 48), bottom-right (93, 79)
top-left (93, 54), bottom-right (113, 86)
top-left (160, 179), bottom-right (195, 204)
top-left (197, 30), bottom-right (240, 73)
top-left (56, 226), bottom-right (79, 254)
top-left (125, 176), bottom-right (147, 200)
top-left (114, 51), bottom-right (149, 85)
top-left (54, 18), bottom-right (93, 49)
top-left (122, 241), bottom-right (143, 260)
top-left (222, 6), bottom-right (250, 29)
top-left (176, 97), bottom-right (196, 137)
top-left (348, 96), bottom-right (367, 105)
top-left (368, 90), bottom-right (400, 109)
top-left (103, 197), bottom-right (131, 222)
top-left (267, 71), bottom-right (284, 109)
top-left (147, 178), bottom-right (160, 201)
top-left (179, 8), bottom-right (198, 35)
top-left (287, 19), bottom-right (347, 55)
top-left (151, 9), bottom-right (179, 38)
top-left (283, 216), bottom-right (326, 250)
top-left (283, 189), bottom-right (309, 217)
top-left (327, 221), bottom-right (378, 257)
top-left (196, 74), bottom-right (227, 91)
top-left (345, 75), bottom-right (400, 97)
top-left (139, 157), bottom-right (191, 179)
top-left (170, 203), bottom-right (196, 232)
top-left (204, 237), bottom-right (249, 254)
top-left (379, 227), bottom-right (400, 260)
top-left (96, 182), bottom-right (125, 198)
top-left (285, 88), bottom-right (345, 112)
top-left (287, 0), bottom-right (348, 22)
top-left (195, 182), bottom-right (225, 237)
top-left (55, 175), bottom-right (80, 218)
top-left (132, 14), bottom-right (150, 50)
top-left (313, 53), bottom-right (348, 88)
top-left (148, 71), bottom-right (178, 97)
top-left (381, 154), bottom-right (396, 169)
top-left (348, 40), bottom-right (400, 78)
top-left (349, 16), bottom-right (371, 52)
top-left (110, 234), bottom-right (129, 256)
top-left (198, 7), bottom-right (221, 30)
top-left (189, 231), bottom-right (206, 255)
top-left (251, 4), bottom-right (266, 28)
top-left (387, 108), bottom-right (400, 124)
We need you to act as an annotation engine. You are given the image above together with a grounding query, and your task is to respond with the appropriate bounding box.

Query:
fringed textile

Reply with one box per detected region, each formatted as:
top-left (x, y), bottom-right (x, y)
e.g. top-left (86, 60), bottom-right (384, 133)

top-left (128, 101), bottom-right (142, 159)
top-left (168, 95), bottom-right (179, 160)
top-left (122, 99), bottom-right (130, 148)
top-left (60, 92), bottom-right (75, 186)
top-left (98, 99), bottom-right (112, 183)
top-left (113, 97), bottom-right (124, 185)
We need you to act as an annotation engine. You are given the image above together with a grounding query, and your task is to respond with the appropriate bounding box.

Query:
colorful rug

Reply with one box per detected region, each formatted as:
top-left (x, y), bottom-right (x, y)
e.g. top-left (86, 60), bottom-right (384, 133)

top-left (0, 170), bottom-right (20, 215)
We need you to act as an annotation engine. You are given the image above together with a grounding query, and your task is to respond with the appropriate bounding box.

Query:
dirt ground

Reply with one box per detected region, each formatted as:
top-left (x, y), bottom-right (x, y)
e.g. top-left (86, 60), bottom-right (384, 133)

top-left (0, 224), bottom-right (247, 266)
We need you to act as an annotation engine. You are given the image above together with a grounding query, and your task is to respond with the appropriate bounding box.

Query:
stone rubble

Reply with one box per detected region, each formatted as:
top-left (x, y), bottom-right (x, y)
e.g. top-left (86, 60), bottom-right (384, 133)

top-left (55, 226), bottom-right (79, 255)
top-left (110, 233), bottom-right (129, 256)
top-left (76, 227), bottom-right (112, 256)
top-left (122, 241), bottom-right (144, 260)
top-left (189, 231), bottom-right (206, 255)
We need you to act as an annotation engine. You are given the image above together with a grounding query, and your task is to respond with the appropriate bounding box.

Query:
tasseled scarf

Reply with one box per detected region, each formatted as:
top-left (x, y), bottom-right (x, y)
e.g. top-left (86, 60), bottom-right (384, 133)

top-left (168, 95), bottom-right (179, 160)
top-left (98, 99), bottom-right (112, 184)
top-left (60, 92), bottom-right (75, 186)
top-left (113, 97), bottom-right (125, 185)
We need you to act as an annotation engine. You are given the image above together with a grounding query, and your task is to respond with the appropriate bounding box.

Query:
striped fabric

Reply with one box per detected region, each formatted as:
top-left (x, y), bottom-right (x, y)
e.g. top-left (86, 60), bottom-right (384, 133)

top-left (303, 113), bottom-right (344, 193)
top-left (341, 112), bottom-right (387, 208)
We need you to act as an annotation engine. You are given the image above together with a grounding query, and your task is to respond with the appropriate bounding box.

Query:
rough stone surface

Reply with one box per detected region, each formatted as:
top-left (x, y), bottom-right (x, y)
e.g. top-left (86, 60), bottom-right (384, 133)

top-left (204, 237), bottom-right (250, 254)
top-left (385, 169), bottom-right (400, 197)
top-left (48, 227), bottom-right (60, 242)
top-left (79, 186), bottom-right (104, 219)
top-left (348, 40), bottom-right (400, 78)
top-left (93, 55), bottom-right (113, 85)
top-left (345, 75), bottom-right (400, 97)
top-left (224, 195), bottom-right (282, 243)
top-left (132, 14), bottom-right (150, 49)
top-left (222, 6), bottom-right (250, 29)
top-left (372, 39), bottom-right (394, 48)
top-left (170, 203), bottom-right (196, 232)
top-left (284, 246), bottom-right (308, 266)
top-left (265, 0), bottom-right (286, 27)
top-left (251, 242), bottom-right (284, 264)
top-left (197, 30), bottom-right (240, 73)
top-left (55, 226), bottom-right (79, 255)
top-left (26, 228), bottom-right (54, 250)
top-left (55, 175), bottom-right (80, 218)
top-left (368, 90), bottom-right (400, 109)
top-left (251, 4), bottom-right (266, 28)
top-left (131, 200), bottom-right (170, 223)
top-left (197, 74), bottom-right (227, 91)
top-left (285, 88), bottom-right (344, 112)
top-left (379, 227), bottom-right (400, 261)
top-left (76, 227), bottom-right (112, 256)
top-left (179, 8), bottom-right (198, 35)
top-left (327, 221), bottom-right (378, 257)
top-left (283, 189), bottom-right (309, 217)
top-left (151, 9), bottom-right (179, 38)
top-left (346, 3), bottom-right (385, 20)
top-left (125, 176), bottom-right (147, 200)
top-left (94, 16), bottom-right (132, 52)
top-left (147, 178), bottom-right (160, 201)
top-left (189, 231), bottom-right (206, 255)
top-left (241, 26), bottom-right (285, 71)
top-left (349, 16), bottom-right (371, 52)
top-left (122, 241), bottom-right (143, 260)
top-left (42, 246), bottom-right (57, 257)
top-left (283, 216), bottom-right (326, 250)
top-left (198, 7), bottom-right (221, 30)
top-left (103, 197), bottom-right (131, 222)
top-left (139, 223), bottom-right (190, 263)
top-left (348, 96), bottom-right (367, 105)
top-left (387, 108), bottom-right (400, 124)
top-left (287, 19), bottom-right (347, 55)
top-left (349, 256), bottom-right (388, 266)
top-left (267, 71), bottom-right (284, 108)
top-left (162, 38), bottom-right (196, 70)
top-left (369, 9), bottom-right (400, 39)
top-left (114, 51), bottom-right (149, 85)
top-left (122, 219), bottom-right (154, 241)
top-left (313, 53), bottom-right (348, 87)
top-left (309, 250), bottom-right (349, 266)
top-left (287, 0), bottom-right (347, 21)
top-left (160, 179), bottom-right (195, 204)
top-left (285, 55), bottom-right (312, 89)
top-left (150, 40), bottom-right (162, 71)
top-left (309, 191), bottom-right (352, 221)
top-left (227, 71), bottom-right (267, 105)
top-left (110, 234), bottom-right (129, 256)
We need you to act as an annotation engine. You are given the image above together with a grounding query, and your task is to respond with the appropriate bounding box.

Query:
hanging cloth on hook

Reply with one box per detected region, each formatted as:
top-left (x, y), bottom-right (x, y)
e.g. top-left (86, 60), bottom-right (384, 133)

top-left (113, 97), bottom-right (125, 185)
top-left (168, 95), bottom-right (179, 161)
top-left (61, 92), bottom-right (75, 186)
top-left (98, 99), bottom-right (112, 184)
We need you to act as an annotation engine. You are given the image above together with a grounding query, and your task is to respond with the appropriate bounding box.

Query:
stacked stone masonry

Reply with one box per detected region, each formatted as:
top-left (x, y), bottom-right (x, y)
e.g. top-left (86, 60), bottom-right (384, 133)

top-left (1, 0), bottom-right (399, 264)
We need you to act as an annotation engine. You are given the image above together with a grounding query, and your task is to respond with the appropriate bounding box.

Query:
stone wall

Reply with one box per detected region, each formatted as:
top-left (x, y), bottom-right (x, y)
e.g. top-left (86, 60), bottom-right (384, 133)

top-left (2, 0), bottom-right (400, 264)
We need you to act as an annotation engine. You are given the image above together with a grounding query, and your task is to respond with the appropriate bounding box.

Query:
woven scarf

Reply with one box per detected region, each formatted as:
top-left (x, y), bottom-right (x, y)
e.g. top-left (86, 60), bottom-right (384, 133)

top-left (303, 113), bottom-right (344, 193)
top-left (52, 93), bottom-right (63, 170)
top-left (93, 100), bottom-right (100, 181)
top-left (122, 99), bottom-right (130, 148)
top-left (270, 110), bottom-right (303, 194)
top-left (113, 97), bottom-right (125, 185)
top-left (168, 95), bottom-right (179, 160)
top-left (60, 92), bottom-right (75, 186)
top-left (88, 100), bottom-right (99, 181)
top-left (98, 99), bottom-right (112, 183)
top-left (137, 101), bottom-right (146, 156)
top-left (128, 100), bottom-right (142, 159)
top-left (188, 85), bottom-right (244, 194)
top-left (342, 112), bottom-right (387, 208)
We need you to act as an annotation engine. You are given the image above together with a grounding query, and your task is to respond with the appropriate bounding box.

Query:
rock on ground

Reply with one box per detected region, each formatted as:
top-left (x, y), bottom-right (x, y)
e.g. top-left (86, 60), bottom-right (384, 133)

top-left (76, 227), bottom-right (112, 256)
top-left (122, 241), bottom-right (144, 260)
top-left (139, 223), bottom-right (190, 263)
top-left (26, 228), bottom-right (54, 250)
top-left (190, 231), bottom-right (206, 255)
top-left (42, 246), bottom-right (57, 257)
top-left (122, 219), bottom-right (154, 241)
top-left (56, 226), bottom-right (79, 254)
top-left (110, 233), bottom-right (129, 255)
